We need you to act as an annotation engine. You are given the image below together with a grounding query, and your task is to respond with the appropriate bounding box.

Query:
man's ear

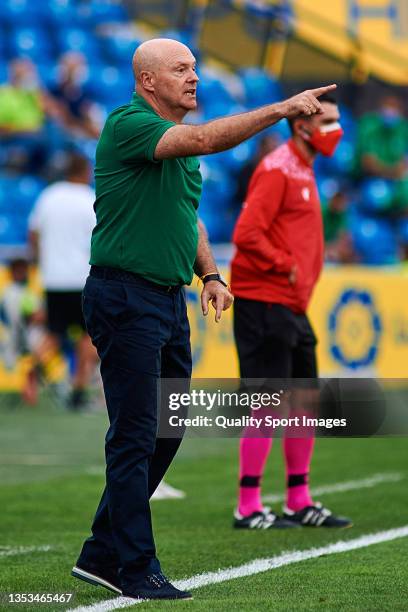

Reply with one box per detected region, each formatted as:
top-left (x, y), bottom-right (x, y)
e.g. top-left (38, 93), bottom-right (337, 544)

top-left (140, 70), bottom-right (155, 92)
top-left (294, 119), bottom-right (312, 140)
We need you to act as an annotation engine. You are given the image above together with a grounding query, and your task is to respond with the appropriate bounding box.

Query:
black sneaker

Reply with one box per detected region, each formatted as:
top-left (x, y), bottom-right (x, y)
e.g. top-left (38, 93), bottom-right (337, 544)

top-left (233, 507), bottom-right (300, 529)
top-left (122, 572), bottom-right (192, 600)
top-left (283, 502), bottom-right (353, 528)
top-left (71, 563), bottom-right (122, 594)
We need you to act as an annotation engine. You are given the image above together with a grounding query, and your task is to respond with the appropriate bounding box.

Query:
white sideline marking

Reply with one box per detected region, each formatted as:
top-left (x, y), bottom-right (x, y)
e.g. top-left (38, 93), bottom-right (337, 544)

top-left (68, 525), bottom-right (408, 612)
top-left (0, 545), bottom-right (53, 558)
top-left (263, 472), bottom-right (403, 504)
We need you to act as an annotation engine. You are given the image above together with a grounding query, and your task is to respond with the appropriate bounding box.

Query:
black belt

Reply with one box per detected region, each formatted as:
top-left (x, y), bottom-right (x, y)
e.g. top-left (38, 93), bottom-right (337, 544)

top-left (90, 266), bottom-right (183, 294)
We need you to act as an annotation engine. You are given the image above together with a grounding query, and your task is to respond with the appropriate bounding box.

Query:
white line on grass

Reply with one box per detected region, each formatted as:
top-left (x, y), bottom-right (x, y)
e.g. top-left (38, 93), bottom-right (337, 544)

top-left (68, 525), bottom-right (408, 612)
top-left (0, 545), bottom-right (53, 558)
top-left (263, 472), bottom-right (403, 503)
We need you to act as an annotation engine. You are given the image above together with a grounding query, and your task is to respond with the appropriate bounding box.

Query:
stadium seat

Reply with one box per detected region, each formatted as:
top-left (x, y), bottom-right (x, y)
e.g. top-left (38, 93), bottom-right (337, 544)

top-left (36, 63), bottom-right (60, 90)
top-left (9, 27), bottom-right (53, 62)
top-left (57, 28), bottom-right (100, 58)
top-left (45, 0), bottom-right (79, 27)
top-left (351, 215), bottom-right (399, 264)
top-left (0, 0), bottom-right (43, 28)
top-left (198, 77), bottom-right (239, 110)
top-left (240, 67), bottom-right (282, 108)
top-left (0, 175), bottom-right (44, 213)
top-left (85, 0), bottom-right (128, 26)
top-left (317, 177), bottom-right (341, 202)
top-left (317, 139), bottom-right (355, 178)
top-left (398, 218), bottom-right (408, 245)
top-left (85, 65), bottom-right (132, 105)
top-left (199, 159), bottom-right (237, 242)
top-left (0, 62), bottom-right (8, 84)
top-left (101, 35), bottom-right (141, 66)
top-left (211, 139), bottom-right (256, 172)
top-left (359, 178), bottom-right (395, 213)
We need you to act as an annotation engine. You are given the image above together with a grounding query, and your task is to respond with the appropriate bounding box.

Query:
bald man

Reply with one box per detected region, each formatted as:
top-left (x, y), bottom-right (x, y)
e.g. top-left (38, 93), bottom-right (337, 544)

top-left (71, 38), bottom-right (336, 601)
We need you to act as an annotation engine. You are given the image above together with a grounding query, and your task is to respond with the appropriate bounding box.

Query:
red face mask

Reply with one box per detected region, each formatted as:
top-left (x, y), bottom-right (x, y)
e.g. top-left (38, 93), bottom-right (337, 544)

top-left (308, 122), bottom-right (344, 157)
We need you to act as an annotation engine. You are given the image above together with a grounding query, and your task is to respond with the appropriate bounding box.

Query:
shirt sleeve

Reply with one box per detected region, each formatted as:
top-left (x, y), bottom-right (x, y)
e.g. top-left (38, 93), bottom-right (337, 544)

top-left (232, 167), bottom-right (295, 274)
top-left (114, 110), bottom-right (175, 163)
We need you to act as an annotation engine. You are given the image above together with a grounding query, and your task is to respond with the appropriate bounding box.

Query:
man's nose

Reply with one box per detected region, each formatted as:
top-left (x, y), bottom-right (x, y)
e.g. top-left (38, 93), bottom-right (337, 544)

top-left (188, 69), bottom-right (199, 83)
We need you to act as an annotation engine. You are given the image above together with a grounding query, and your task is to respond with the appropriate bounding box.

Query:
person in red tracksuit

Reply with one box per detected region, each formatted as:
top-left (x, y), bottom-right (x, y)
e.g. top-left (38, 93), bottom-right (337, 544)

top-left (231, 93), bottom-right (353, 529)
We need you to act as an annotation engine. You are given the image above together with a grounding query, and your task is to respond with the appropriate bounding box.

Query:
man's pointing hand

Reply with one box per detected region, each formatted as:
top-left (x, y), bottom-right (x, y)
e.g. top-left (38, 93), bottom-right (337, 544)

top-left (280, 84), bottom-right (337, 118)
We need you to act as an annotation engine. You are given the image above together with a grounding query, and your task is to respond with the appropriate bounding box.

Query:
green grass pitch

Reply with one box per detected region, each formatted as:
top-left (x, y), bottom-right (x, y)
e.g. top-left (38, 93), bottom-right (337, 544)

top-left (0, 396), bottom-right (407, 611)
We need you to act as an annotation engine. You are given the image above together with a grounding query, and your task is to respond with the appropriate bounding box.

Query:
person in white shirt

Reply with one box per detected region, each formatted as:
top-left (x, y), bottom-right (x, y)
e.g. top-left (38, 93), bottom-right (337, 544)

top-left (29, 152), bottom-right (97, 408)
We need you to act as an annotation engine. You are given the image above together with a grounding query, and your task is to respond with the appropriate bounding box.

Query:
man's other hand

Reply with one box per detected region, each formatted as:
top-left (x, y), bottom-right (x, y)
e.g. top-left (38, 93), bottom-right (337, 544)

top-left (289, 265), bottom-right (297, 285)
top-left (201, 281), bottom-right (234, 323)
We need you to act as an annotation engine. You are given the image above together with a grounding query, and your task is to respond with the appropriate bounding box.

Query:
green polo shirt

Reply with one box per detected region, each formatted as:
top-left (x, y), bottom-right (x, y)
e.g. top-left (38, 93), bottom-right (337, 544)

top-left (90, 93), bottom-right (202, 286)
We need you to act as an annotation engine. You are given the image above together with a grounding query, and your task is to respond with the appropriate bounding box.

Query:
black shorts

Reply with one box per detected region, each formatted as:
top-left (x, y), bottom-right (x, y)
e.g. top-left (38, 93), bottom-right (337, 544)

top-left (46, 290), bottom-right (86, 337)
top-left (233, 297), bottom-right (318, 379)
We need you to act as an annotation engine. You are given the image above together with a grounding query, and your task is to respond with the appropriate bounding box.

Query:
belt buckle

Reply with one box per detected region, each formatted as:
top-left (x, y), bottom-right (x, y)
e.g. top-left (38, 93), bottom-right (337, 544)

top-left (167, 285), bottom-right (172, 293)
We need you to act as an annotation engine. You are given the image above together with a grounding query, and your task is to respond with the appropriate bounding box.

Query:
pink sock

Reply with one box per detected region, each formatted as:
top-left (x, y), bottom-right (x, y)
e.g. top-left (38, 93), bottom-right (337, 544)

top-left (283, 437), bottom-right (315, 511)
top-left (238, 436), bottom-right (272, 516)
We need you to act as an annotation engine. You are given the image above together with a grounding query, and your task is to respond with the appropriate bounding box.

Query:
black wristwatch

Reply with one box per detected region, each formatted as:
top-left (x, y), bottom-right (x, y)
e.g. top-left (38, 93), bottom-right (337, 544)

top-left (201, 273), bottom-right (229, 288)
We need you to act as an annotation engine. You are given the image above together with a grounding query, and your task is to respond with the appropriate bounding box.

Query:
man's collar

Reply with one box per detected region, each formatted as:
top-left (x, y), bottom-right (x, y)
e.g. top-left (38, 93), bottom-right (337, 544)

top-left (288, 138), bottom-right (314, 167)
top-left (131, 92), bottom-right (157, 114)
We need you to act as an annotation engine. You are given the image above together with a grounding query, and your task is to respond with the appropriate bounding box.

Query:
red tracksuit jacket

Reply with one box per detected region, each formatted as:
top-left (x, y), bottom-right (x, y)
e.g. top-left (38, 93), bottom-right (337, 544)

top-left (230, 139), bottom-right (324, 314)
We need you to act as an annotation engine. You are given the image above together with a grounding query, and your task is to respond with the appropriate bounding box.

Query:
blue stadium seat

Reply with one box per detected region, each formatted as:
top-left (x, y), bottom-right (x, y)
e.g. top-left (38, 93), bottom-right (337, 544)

top-left (14, 176), bottom-right (44, 214)
top-left (85, 65), bottom-right (132, 104)
top-left (398, 218), bottom-right (408, 245)
top-left (85, 1), bottom-right (128, 26)
top-left (9, 27), bottom-right (53, 62)
top-left (338, 104), bottom-right (356, 139)
top-left (36, 63), bottom-right (60, 90)
top-left (318, 140), bottom-right (355, 177)
top-left (0, 215), bottom-right (12, 243)
top-left (211, 140), bottom-right (256, 172)
top-left (0, 0), bottom-right (43, 27)
top-left (0, 62), bottom-right (8, 84)
top-left (317, 177), bottom-right (341, 203)
top-left (240, 68), bottom-right (282, 108)
top-left (45, 0), bottom-right (79, 28)
top-left (0, 212), bottom-right (26, 245)
top-left (359, 178), bottom-right (395, 213)
top-left (101, 36), bottom-right (141, 66)
top-left (198, 77), bottom-right (238, 110)
top-left (351, 215), bottom-right (398, 264)
top-left (0, 27), bottom-right (8, 59)
top-left (198, 159), bottom-right (236, 242)
top-left (0, 175), bottom-right (44, 214)
top-left (57, 28), bottom-right (100, 58)
top-left (264, 119), bottom-right (290, 141)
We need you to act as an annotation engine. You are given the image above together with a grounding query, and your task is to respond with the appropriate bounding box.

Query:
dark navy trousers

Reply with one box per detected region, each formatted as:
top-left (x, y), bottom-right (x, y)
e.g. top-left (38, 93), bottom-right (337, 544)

top-left (77, 268), bottom-right (191, 589)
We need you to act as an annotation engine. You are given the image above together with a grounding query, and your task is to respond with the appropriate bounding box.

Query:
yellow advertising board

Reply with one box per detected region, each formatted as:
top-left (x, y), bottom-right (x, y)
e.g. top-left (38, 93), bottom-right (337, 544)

top-left (1, 265), bottom-right (408, 390)
top-left (188, 265), bottom-right (408, 378)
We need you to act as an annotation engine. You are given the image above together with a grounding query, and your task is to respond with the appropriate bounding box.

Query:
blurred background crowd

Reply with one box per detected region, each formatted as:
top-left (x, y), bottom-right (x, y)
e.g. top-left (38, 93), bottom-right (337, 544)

top-left (0, 0), bottom-right (407, 264)
top-left (0, 0), bottom-right (408, 406)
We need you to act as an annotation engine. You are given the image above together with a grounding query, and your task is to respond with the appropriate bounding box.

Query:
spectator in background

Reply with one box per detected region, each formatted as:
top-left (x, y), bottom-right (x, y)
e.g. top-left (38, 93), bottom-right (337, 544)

top-left (355, 95), bottom-right (408, 213)
top-left (323, 191), bottom-right (356, 263)
top-left (0, 59), bottom-right (45, 135)
top-left (0, 257), bottom-right (44, 405)
top-left (0, 59), bottom-right (58, 172)
top-left (50, 52), bottom-right (100, 139)
top-left (28, 153), bottom-right (97, 410)
top-left (235, 134), bottom-right (279, 207)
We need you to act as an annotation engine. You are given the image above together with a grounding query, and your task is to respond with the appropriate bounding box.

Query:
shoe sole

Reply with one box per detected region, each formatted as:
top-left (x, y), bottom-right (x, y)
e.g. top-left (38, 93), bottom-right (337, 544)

top-left (284, 520), bottom-right (354, 529)
top-left (233, 521), bottom-right (301, 530)
top-left (71, 566), bottom-right (122, 594)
